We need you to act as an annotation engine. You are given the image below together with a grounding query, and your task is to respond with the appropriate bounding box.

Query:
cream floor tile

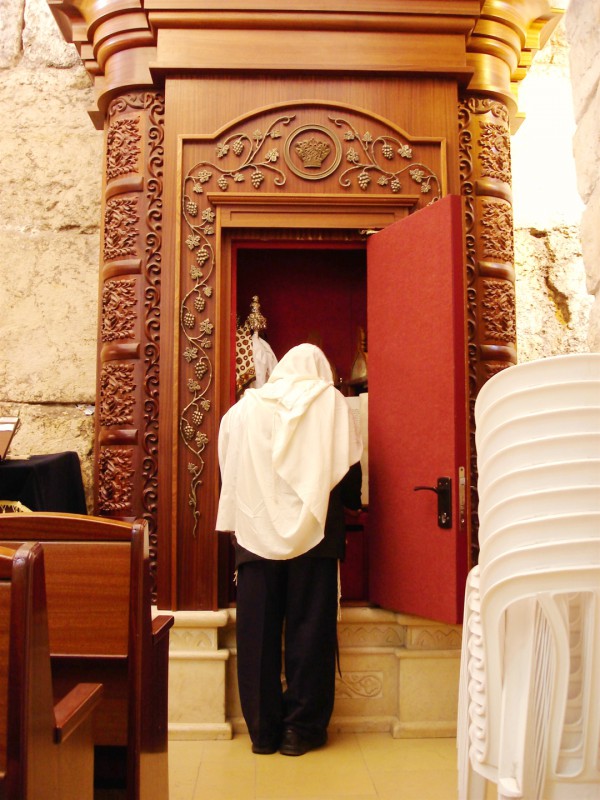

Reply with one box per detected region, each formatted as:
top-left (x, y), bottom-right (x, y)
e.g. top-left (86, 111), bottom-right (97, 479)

top-left (357, 733), bottom-right (457, 773)
top-left (200, 735), bottom-right (257, 765)
top-left (168, 740), bottom-right (204, 798)
top-left (168, 733), bottom-right (461, 800)
top-left (192, 762), bottom-right (256, 800)
top-left (371, 768), bottom-right (458, 800)
top-left (255, 736), bottom-right (377, 798)
top-left (255, 753), bottom-right (377, 799)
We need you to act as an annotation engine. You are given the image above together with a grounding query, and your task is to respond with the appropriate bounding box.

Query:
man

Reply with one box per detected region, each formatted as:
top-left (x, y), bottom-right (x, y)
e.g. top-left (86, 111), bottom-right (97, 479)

top-left (216, 343), bottom-right (362, 756)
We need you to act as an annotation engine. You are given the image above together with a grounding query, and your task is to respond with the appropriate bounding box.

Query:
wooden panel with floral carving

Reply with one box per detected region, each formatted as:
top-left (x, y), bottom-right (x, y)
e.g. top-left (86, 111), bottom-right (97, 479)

top-left (95, 91), bottom-right (164, 599)
top-left (175, 101), bottom-right (446, 609)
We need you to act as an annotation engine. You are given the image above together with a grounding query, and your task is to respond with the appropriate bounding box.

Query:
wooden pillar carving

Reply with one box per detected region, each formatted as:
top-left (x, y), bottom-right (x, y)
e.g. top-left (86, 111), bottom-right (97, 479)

top-left (458, 95), bottom-right (515, 560)
top-left (461, 0), bottom-right (561, 559)
top-left (95, 92), bottom-right (164, 597)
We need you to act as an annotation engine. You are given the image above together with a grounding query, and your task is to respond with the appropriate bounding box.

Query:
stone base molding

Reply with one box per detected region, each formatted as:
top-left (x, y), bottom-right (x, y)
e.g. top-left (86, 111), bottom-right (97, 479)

top-left (165, 606), bottom-right (462, 741)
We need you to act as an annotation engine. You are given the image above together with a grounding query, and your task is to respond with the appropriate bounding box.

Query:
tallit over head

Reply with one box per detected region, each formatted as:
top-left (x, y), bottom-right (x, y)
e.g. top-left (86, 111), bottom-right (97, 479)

top-left (215, 343), bottom-right (363, 559)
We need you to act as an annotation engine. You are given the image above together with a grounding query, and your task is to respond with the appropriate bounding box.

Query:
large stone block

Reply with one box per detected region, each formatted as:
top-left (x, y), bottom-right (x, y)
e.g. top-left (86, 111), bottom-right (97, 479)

top-left (0, 229), bottom-right (99, 402)
top-left (572, 82), bottom-right (600, 204)
top-left (22, 0), bottom-right (81, 68)
top-left (587, 296), bottom-right (600, 353)
top-left (566, 0), bottom-right (600, 123)
top-left (580, 186), bottom-right (600, 296)
top-left (0, 66), bottom-right (102, 233)
top-left (0, 0), bottom-right (25, 68)
top-left (515, 226), bottom-right (592, 362)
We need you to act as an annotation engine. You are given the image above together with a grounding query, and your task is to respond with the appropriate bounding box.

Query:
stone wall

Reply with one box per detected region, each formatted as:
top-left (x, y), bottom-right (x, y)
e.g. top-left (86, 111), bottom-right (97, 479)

top-left (512, 13), bottom-right (593, 362)
top-left (0, 1), bottom-right (594, 508)
top-left (566, 0), bottom-right (600, 352)
top-left (0, 0), bottom-right (103, 508)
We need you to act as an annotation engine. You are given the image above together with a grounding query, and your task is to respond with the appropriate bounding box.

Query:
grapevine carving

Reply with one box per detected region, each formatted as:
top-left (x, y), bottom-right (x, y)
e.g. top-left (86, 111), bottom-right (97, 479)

top-left (180, 108), bottom-right (442, 535)
top-left (103, 91), bottom-right (165, 602)
top-left (97, 447), bottom-right (134, 513)
top-left (104, 197), bottom-right (139, 261)
top-left (101, 278), bottom-right (137, 342)
top-left (480, 199), bottom-right (514, 263)
top-left (106, 117), bottom-right (141, 180)
top-left (331, 116), bottom-right (441, 200)
top-left (478, 121), bottom-right (511, 185)
top-left (100, 362), bottom-right (136, 426)
top-left (482, 279), bottom-right (516, 342)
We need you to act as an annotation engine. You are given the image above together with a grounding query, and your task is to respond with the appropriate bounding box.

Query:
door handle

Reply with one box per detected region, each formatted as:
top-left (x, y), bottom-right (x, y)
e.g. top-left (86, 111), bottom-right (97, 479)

top-left (413, 477), bottom-right (452, 529)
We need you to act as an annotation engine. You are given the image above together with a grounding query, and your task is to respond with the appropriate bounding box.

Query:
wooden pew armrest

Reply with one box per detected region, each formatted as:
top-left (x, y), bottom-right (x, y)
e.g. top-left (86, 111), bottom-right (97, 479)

top-left (152, 614), bottom-right (174, 645)
top-left (54, 682), bottom-right (103, 744)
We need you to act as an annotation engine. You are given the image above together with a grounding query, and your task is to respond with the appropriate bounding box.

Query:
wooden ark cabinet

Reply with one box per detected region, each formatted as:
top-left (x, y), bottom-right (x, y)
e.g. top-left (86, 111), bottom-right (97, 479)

top-left (48, 1), bottom-right (562, 619)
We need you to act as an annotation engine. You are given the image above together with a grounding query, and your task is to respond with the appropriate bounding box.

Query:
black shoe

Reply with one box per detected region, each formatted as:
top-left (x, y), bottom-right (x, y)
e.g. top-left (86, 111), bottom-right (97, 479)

top-left (251, 741), bottom-right (278, 755)
top-left (279, 727), bottom-right (327, 756)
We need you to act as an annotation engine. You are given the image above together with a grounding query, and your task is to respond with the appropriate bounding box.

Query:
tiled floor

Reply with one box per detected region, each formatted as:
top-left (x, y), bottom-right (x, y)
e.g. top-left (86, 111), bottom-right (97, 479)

top-left (169, 732), bottom-right (462, 800)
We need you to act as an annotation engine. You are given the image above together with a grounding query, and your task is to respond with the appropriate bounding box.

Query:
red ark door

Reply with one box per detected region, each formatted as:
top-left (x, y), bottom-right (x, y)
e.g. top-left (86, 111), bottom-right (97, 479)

top-left (367, 194), bottom-right (469, 624)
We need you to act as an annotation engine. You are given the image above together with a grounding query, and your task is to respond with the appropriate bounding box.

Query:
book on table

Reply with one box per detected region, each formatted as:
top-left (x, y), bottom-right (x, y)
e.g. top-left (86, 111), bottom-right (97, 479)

top-left (0, 416), bottom-right (20, 461)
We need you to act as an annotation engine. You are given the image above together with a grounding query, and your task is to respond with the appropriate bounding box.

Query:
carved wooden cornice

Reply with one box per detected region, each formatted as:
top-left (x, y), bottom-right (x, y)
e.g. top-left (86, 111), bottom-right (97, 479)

top-left (466, 0), bottom-right (563, 131)
top-left (48, 1), bottom-right (561, 129)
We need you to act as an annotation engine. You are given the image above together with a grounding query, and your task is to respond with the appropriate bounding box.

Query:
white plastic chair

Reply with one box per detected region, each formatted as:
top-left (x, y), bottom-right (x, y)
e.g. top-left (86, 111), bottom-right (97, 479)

top-left (479, 512), bottom-right (600, 565)
top-left (476, 406), bottom-right (600, 466)
top-left (478, 486), bottom-right (600, 545)
top-left (479, 538), bottom-right (600, 595)
top-left (478, 460), bottom-right (600, 518)
top-left (475, 354), bottom-right (600, 418)
top-left (476, 380), bottom-right (600, 450)
top-left (460, 354), bottom-right (600, 799)
top-left (478, 433), bottom-right (600, 495)
top-left (458, 559), bottom-right (600, 799)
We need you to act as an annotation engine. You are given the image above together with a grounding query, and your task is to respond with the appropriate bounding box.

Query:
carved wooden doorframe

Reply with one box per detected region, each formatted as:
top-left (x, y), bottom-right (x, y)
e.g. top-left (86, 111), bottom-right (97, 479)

top-left (163, 102), bottom-right (449, 608)
top-left (94, 94), bottom-right (517, 608)
top-left (458, 94), bottom-right (517, 563)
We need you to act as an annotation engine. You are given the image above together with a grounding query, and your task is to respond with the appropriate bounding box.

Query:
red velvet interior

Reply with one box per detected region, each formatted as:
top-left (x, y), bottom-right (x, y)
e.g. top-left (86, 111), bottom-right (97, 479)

top-left (235, 244), bottom-right (366, 386)
top-left (229, 243), bottom-right (369, 602)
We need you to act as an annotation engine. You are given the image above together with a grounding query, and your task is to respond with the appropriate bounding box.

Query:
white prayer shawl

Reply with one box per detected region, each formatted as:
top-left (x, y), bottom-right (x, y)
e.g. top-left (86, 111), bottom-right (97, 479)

top-left (250, 331), bottom-right (278, 388)
top-left (215, 344), bottom-right (363, 559)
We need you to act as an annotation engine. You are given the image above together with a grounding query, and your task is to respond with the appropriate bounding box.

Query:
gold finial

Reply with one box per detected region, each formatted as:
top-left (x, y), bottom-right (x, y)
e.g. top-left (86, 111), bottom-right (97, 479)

top-left (246, 295), bottom-right (267, 333)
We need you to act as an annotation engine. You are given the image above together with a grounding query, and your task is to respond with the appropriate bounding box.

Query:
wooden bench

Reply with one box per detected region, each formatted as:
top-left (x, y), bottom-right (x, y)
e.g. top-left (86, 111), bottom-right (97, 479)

top-left (0, 513), bottom-right (174, 800)
top-left (0, 542), bottom-right (102, 799)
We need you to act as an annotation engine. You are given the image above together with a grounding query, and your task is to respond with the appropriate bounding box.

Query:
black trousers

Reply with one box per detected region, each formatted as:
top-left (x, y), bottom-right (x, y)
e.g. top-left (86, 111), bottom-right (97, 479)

top-left (235, 557), bottom-right (338, 747)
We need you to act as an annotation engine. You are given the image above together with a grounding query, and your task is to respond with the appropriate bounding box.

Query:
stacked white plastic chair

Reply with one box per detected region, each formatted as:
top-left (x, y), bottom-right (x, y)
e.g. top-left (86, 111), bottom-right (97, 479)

top-left (458, 353), bottom-right (600, 800)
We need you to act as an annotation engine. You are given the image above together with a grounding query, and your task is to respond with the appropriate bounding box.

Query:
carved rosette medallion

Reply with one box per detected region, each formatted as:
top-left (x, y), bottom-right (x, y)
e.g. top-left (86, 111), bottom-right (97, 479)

top-left (97, 92), bottom-right (164, 599)
top-left (180, 106), bottom-right (443, 536)
top-left (285, 124), bottom-right (342, 179)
